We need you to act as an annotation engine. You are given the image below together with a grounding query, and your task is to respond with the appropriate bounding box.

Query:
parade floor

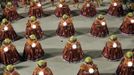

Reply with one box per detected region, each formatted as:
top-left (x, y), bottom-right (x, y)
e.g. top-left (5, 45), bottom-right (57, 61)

top-left (0, 0), bottom-right (134, 75)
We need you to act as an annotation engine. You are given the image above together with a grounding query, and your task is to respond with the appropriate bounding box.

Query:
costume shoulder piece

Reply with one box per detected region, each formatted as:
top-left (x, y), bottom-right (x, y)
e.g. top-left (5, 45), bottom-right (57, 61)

top-left (80, 64), bottom-right (86, 70)
top-left (45, 67), bottom-right (53, 74)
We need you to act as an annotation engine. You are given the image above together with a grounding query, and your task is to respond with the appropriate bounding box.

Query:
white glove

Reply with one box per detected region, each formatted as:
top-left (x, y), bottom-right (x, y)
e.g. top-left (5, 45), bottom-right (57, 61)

top-left (63, 22), bottom-right (67, 26)
top-left (4, 47), bottom-right (8, 52)
top-left (130, 19), bottom-right (134, 23)
top-left (38, 71), bottom-right (44, 75)
top-left (113, 3), bottom-right (117, 6)
top-left (113, 42), bottom-right (117, 48)
top-left (101, 22), bottom-right (106, 26)
top-left (31, 43), bottom-right (36, 48)
top-left (4, 26), bottom-right (8, 31)
top-left (86, 4), bottom-right (90, 7)
top-left (59, 4), bottom-right (63, 8)
top-left (127, 61), bottom-right (133, 67)
top-left (32, 24), bottom-right (36, 29)
top-left (88, 68), bottom-right (94, 74)
top-left (37, 3), bottom-right (41, 7)
top-left (72, 44), bottom-right (77, 49)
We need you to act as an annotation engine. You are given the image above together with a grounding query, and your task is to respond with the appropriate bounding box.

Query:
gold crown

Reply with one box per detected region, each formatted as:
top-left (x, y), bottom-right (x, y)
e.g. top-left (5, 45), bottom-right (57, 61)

top-left (2, 18), bottom-right (8, 24)
top-left (62, 14), bottom-right (68, 20)
top-left (98, 14), bottom-right (104, 19)
top-left (6, 65), bottom-right (14, 71)
top-left (37, 60), bottom-right (46, 66)
top-left (7, 2), bottom-right (12, 6)
top-left (30, 16), bottom-right (36, 21)
top-left (127, 12), bottom-right (133, 17)
top-left (3, 38), bottom-right (11, 44)
top-left (29, 34), bottom-right (37, 40)
top-left (84, 57), bottom-right (92, 63)
top-left (125, 51), bottom-right (133, 58)
top-left (109, 35), bottom-right (117, 41)
top-left (69, 36), bottom-right (77, 42)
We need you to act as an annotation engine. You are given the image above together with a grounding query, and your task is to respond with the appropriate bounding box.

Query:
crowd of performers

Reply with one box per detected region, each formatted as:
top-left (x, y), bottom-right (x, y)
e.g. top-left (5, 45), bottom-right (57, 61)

top-left (0, 0), bottom-right (130, 19)
top-left (0, 0), bottom-right (134, 75)
top-left (1, 0), bottom-right (122, 20)
top-left (1, 50), bottom-right (134, 75)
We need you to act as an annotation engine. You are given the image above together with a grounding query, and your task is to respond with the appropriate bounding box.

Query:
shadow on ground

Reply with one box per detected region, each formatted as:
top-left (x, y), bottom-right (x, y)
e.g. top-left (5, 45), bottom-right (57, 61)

top-left (0, 72), bottom-right (2, 75)
top-left (75, 27), bottom-right (89, 36)
top-left (76, 27), bottom-right (123, 37)
top-left (43, 30), bottom-right (56, 40)
top-left (14, 27), bottom-right (133, 45)
top-left (100, 73), bottom-right (115, 75)
top-left (41, 48), bottom-right (62, 59)
top-left (15, 65), bottom-right (29, 70)
top-left (84, 48), bottom-right (133, 59)
top-left (84, 50), bottom-right (102, 59)
top-left (71, 9), bottom-right (80, 17)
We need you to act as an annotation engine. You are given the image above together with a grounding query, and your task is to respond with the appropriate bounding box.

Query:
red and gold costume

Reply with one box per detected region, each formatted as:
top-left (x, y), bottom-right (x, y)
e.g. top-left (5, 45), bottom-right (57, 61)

top-left (56, 14), bottom-right (75, 37)
top-left (94, 0), bottom-right (103, 7)
top-left (21, 0), bottom-right (31, 5)
top-left (116, 51), bottom-right (134, 75)
top-left (102, 35), bottom-right (123, 60)
top-left (73, 0), bottom-right (79, 7)
top-left (23, 34), bottom-right (44, 60)
top-left (63, 36), bottom-right (84, 62)
top-left (21, 0), bottom-right (27, 5)
top-left (74, 0), bottom-right (79, 3)
top-left (81, 0), bottom-right (97, 17)
top-left (0, 38), bottom-right (20, 65)
top-left (0, 19), bottom-right (18, 41)
top-left (108, 0), bottom-right (124, 16)
top-left (3, 2), bottom-right (19, 21)
top-left (28, 0), bottom-right (44, 17)
top-left (51, 0), bottom-right (54, 6)
top-left (3, 65), bottom-right (20, 75)
top-left (77, 57), bottom-right (100, 75)
top-left (54, 0), bottom-right (71, 17)
top-left (33, 60), bottom-right (53, 75)
top-left (90, 15), bottom-right (109, 37)
top-left (120, 13), bottom-right (134, 34)
top-left (25, 16), bottom-right (44, 39)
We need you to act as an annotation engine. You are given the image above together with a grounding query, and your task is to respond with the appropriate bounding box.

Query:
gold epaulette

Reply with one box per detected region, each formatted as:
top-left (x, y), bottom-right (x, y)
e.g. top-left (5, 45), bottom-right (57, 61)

top-left (80, 64), bottom-right (86, 70)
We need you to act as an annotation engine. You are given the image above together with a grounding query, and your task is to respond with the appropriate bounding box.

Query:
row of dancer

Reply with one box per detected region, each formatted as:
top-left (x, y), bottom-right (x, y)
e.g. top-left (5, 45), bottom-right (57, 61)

top-left (2, 0), bottom-right (124, 21)
top-left (0, 31), bottom-right (133, 64)
top-left (0, 16), bottom-right (133, 75)
top-left (6, 0), bottom-right (103, 7)
top-left (2, 51), bottom-right (134, 75)
top-left (0, 12), bottom-right (134, 42)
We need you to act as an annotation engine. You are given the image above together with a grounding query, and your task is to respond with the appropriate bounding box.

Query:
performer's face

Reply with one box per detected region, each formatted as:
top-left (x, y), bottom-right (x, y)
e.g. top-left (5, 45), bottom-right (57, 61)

top-left (4, 21), bottom-right (8, 25)
top-left (30, 38), bottom-right (36, 41)
top-left (98, 18), bottom-right (104, 20)
top-left (86, 62), bottom-right (93, 64)
top-left (112, 38), bottom-right (117, 41)
top-left (2, 20), bottom-right (8, 24)
top-left (63, 17), bottom-right (68, 21)
top-left (60, 0), bottom-right (65, 3)
top-left (30, 18), bottom-right (36, 22)
top-left (86, 0), bottom-right (90, 2)
top-left (38, 64), bottom-right (46, 68)
top-left (129, 16), bottom-right (133, 18)
top-left (7, 68), bottom-right (14, 72)
top-left (125, 56), bottom-right (132, 59)
top-left (31, 19), bottom-right (35, 22)
top-left (4, 42), bottom-right (10, 45)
